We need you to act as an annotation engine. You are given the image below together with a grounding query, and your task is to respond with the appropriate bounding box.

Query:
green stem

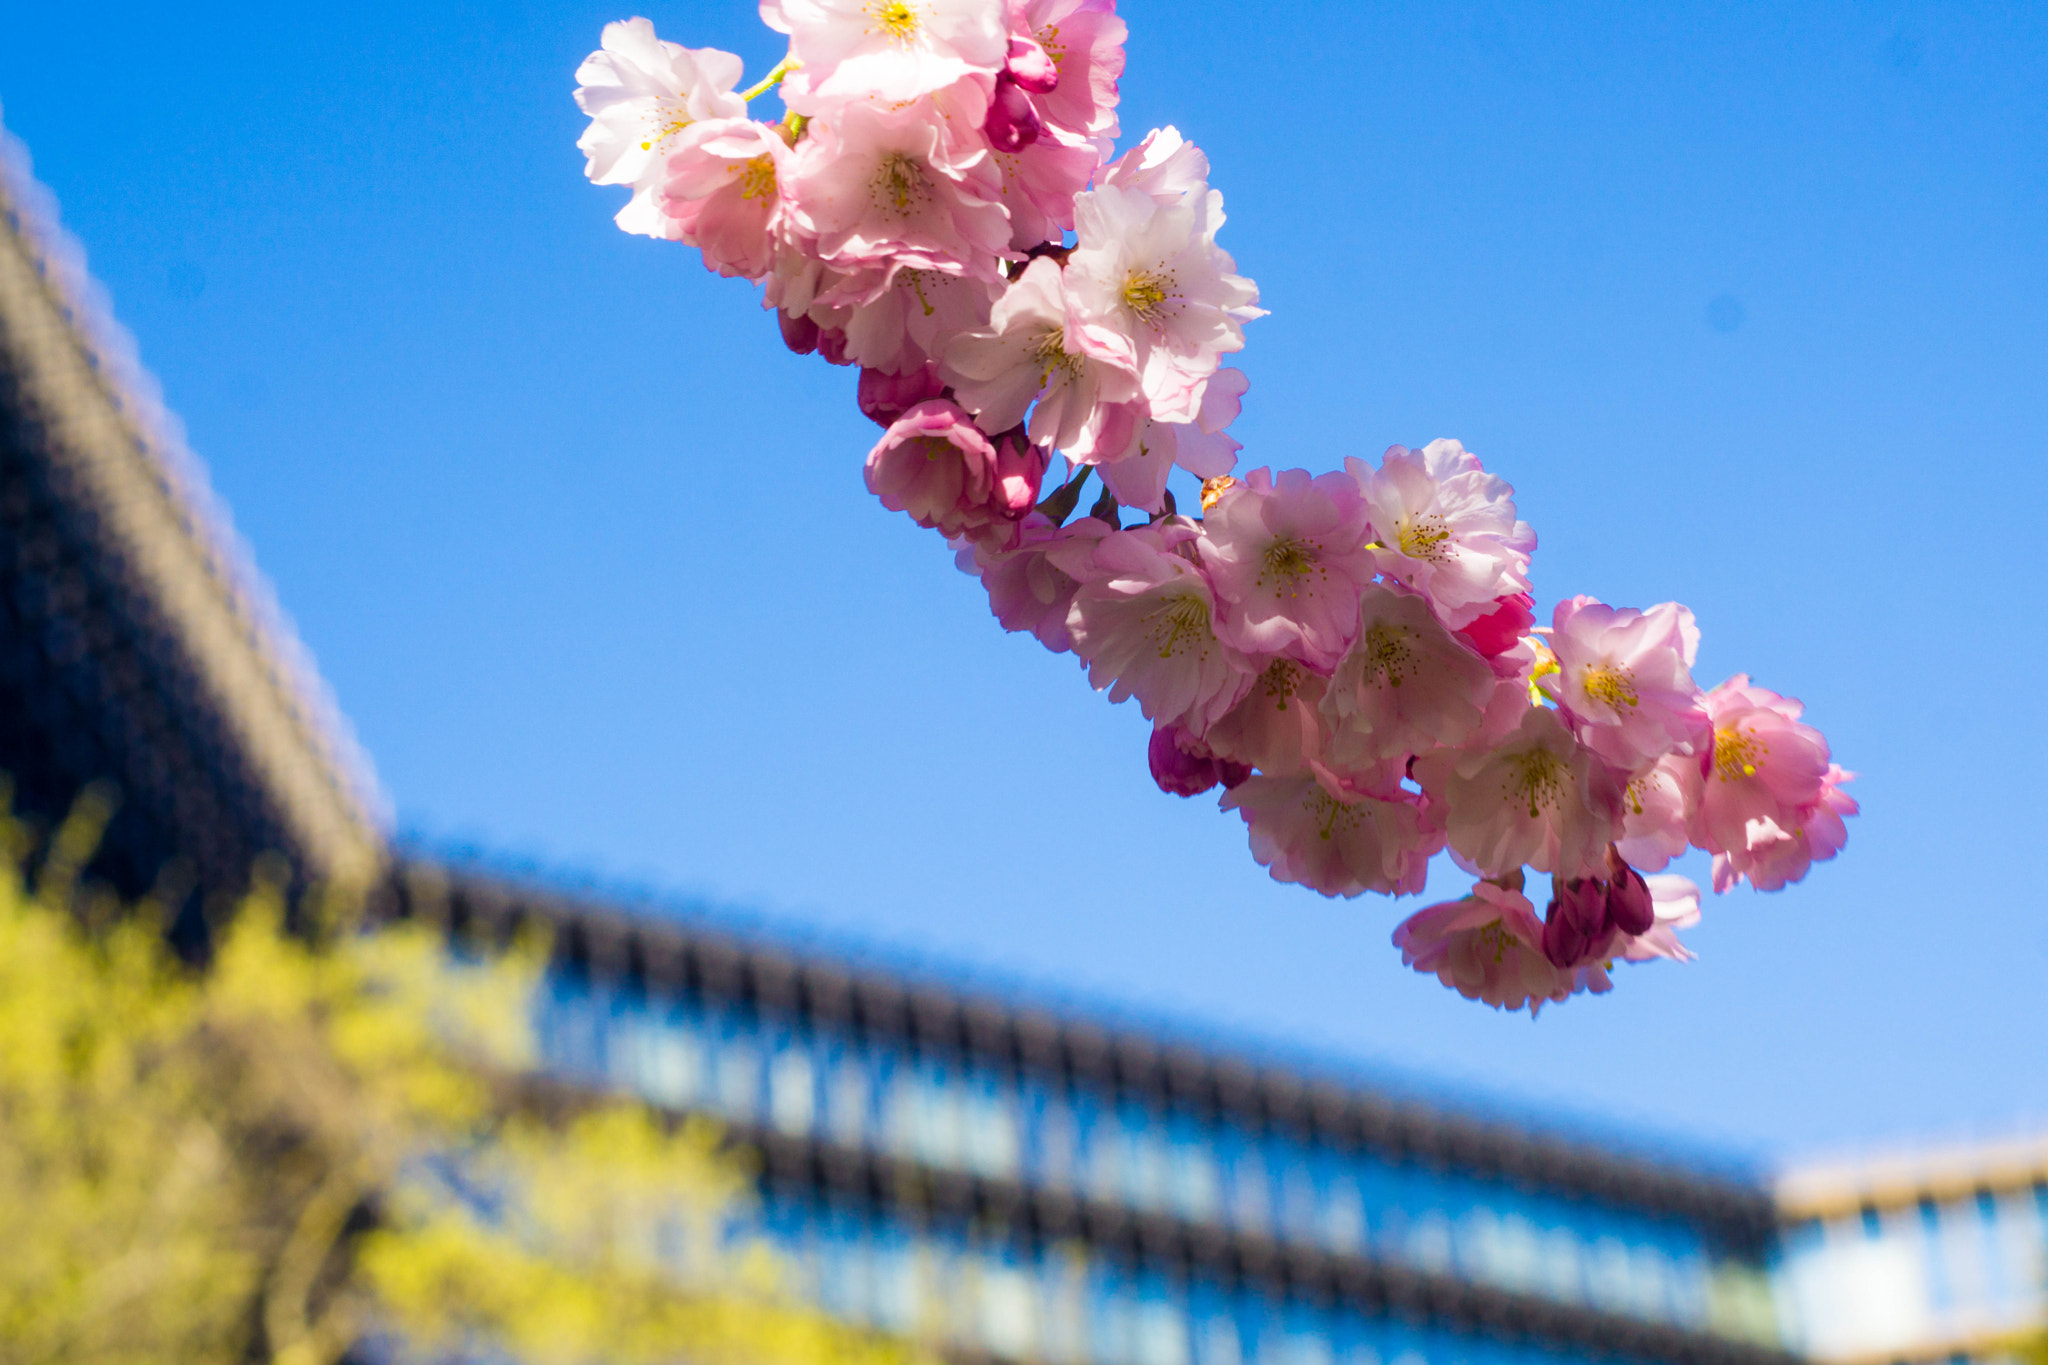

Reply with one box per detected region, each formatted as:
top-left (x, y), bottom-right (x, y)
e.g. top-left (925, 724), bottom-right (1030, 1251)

top-left (739, 55), bottom-right (798, 103)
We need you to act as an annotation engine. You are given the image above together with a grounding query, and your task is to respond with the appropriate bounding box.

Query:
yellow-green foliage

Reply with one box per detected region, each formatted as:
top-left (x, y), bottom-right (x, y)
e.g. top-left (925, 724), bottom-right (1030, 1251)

top-left (0, 786), bottom-right (926, 1365)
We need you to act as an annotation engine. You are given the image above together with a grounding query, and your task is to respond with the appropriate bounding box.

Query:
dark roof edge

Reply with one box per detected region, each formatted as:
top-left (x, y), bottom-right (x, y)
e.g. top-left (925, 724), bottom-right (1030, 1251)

top-left (0, 117), bottom-right (386, 884)
top-left (394, 860), bottom-right (1780, 1251)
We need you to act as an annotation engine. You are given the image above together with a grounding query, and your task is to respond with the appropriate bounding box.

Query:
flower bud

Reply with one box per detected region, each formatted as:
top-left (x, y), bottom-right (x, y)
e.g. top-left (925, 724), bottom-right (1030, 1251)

top-left (1604, 846), bottom-right (1656, 937)
top-left (984, 76), bottom-right (1044, 152)
top-left (858, 362), bottom-right (946, 427)
top-left (1542, 876), bottom-right (1611, 969)
top-left (1455, 592), bottom-right (1536, 659)
top-left (990, 428), bottom-right (1050, 519)
top-left (779, 309), bottom-right (820, 356)
top-left (1148, 724), bottom-right (1244, 797)
top-left (1006, 35), bottom-right (1060, 93)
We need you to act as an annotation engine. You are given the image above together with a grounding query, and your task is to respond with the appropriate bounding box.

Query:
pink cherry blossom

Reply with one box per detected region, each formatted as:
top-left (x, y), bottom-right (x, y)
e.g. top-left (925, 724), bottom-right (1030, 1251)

top-left (1203, 660), bottom-right (1329, 777)
top-left (659, 118), bottom-right (793, 279)
top-left (1012, 0), bottom-right (1125, 142)
top-left (940, 256), bottom-right (1143, 451)
top-left (1320, 583), bottom-right (1502, 769)
top-left (832, 266), bottom-right (998, 374)
top-left (1393, 881), bottom-right (1577, 1014)
top-left (991, 125), bottom-right (1103, 250)
top-left (1148, 722), bottom-right (1250, 797)
top-left (575, 20), bottom-right (747, 238)
top-left (1096, 125), bottom-right (1209, 206)
top-left (1064, 144), bottom-right (1263, 423)
top-left (1614, 752), bottom-right (1690, 872)
top-left (785, 92), bottom-right (1011, 284)
top-left (764, 0), bottom-right (1008, 111)
top-left (1197, 468), bottom-right (1377, 670)
top-left (1712, 764), bottom-right (1858, 894)
top-left (1221, 773), bottom-right (1441, 898)
top-left (1084, 366), bottom-right (1246, 512)
top-left (865, 399), bottom-right (1045, 542)
top-left (1684, 675), bottom-right (1854, 893)
top-left (955, 510), bottom-right (1110, 651)
top-left (1063, 522), bottom-right (1258, 730)
top-left (1542, 596), bottom-right (1708, 768)
top-left (1350, 440), bottom-right (1535, 630)
top-left (1413, 705), bottom-right (1624, 880)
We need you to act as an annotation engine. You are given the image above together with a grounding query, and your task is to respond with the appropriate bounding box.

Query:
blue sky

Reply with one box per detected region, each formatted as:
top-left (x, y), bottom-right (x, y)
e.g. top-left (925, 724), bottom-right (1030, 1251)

top-left (3, 0), bottom-right (2044, 1166)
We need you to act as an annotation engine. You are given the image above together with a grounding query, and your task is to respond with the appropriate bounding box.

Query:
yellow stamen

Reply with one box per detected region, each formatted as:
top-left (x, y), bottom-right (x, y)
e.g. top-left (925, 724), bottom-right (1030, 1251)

top-left (1397, 513), bottom-right (1452, 563)
top-left (868, 0), bottom-right (920, 42)
top-left (1476, 919), bottom-right (1516, 964)
top-left (872, 153), bottom-right (926, 214)
top-left (1123, 270), bottom-right (1171, 321)
top-left (1032, 329), bottom-right (1079, 384)
top-left (900, 269), bottom-right (937, 317)
top-left (1037, 23), bottom-right (1066, 67)
top-left (639, 103), bottom-right (692, 152)
top-left (1255, 537), bottom-right (1322, 597)
top-left (1582, 663), bottom-right (1639, 713)
top-left (1714, 725), bottom-right (1766, 781)
top-left (1146, 593), bottom-right (1214, 660)
top-left (1359, 622), bottom-right (1417, 689)
top-left (1303, 786), bottom-right (1360, 843)
top-left (731, 153), bottom-right (777, 201)
top-left (1257, 659), bottom-right (1304, 711)
top-left (1503, 746), bottom-right (1565, 819)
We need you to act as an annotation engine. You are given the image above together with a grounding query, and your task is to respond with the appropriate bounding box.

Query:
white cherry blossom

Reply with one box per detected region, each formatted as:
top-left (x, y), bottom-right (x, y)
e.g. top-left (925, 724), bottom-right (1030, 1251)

top-left (574, 19), bottom-right (746, 237)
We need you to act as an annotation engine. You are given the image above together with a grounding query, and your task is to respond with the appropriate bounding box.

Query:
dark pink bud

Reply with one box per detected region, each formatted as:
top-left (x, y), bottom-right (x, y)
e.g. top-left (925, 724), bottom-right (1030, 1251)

top-left (984, 76), bottom-right (1043, 152)
top-left (990, 428), bottom-right (1050, 518)
top-left (858, 362), bottom-right (946, 427)
top-left (1006, 35), bottom-right (1060, 93)
top-left (1542, 876), bottom-right (1611, 969)
top-left (1456, 592), bottom-right (1536, 659)
top-left (1149, 724), bottom-right (1227, 798)
top-left (779, 309), bottom-right (820, 356)
top-left (815, 326), bottom-right (851, 367)
top-left (1604, 846), bottom-right (1656, 937)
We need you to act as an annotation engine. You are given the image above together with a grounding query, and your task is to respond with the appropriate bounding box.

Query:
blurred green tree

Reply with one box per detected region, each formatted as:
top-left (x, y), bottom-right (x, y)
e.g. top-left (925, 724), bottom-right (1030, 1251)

top-left (0, 781), bottom-right (919, 1365)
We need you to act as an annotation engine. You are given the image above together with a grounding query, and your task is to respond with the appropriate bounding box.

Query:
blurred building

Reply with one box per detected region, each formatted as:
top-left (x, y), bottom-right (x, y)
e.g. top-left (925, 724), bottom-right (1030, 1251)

top-left (6, 113), bottom-right (2018, 1365)
top-left (1774, 1135), bottom-right (2048, 1364)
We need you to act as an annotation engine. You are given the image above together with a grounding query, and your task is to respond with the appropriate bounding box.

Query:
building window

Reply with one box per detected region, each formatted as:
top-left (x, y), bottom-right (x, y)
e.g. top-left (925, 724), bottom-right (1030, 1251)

top-left (631, 1011), bottom-right (704, 1108)
top-left (963, 1074), bottom-right (1021, 1179)
top-left (1035, 1089), bottom-right (1078, 1189)
top-left (1228, 1139), bottom-right (1270, 1234)
top-left (827, 1047), bottom-right (870, 1147)
top-left (713, 1028), bottom-right (761, 1123)
top-left (977, 1260), bottom-right (1038, 1359)
top-left (1171, 1125), bottom-right (1224, 1225)
top-left (769, 1038), bottom-right (816, 1136)
top-left (1320, 1174), bottom-right (1365, 1252)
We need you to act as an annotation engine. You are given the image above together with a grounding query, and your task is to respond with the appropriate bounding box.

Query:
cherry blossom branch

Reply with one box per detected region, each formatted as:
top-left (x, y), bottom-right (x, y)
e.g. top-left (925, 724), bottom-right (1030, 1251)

top-left (571, 1), bottom-right (1855, 1015)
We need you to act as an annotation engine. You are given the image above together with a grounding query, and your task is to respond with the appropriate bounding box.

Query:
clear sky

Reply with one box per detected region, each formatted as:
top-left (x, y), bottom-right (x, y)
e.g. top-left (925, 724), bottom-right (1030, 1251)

top-left (4, 0), bottom-right (2044, 1168)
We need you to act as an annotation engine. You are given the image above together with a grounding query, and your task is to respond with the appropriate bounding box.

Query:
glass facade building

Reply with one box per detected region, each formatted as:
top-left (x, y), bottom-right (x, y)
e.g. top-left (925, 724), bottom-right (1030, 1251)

top-left (1774, 1136), bottom-right (2048, 1364)
top-left (396, 869), bottom-right (1796, 1365)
